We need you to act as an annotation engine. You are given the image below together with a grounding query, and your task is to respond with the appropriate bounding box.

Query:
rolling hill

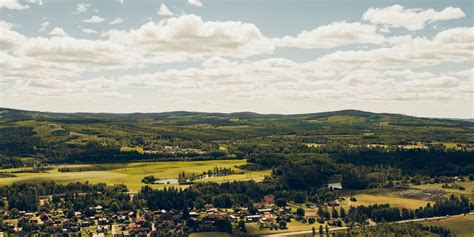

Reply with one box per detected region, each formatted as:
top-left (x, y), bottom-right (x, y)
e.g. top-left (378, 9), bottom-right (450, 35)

top-left (0, 108), bottom-right (472, 164)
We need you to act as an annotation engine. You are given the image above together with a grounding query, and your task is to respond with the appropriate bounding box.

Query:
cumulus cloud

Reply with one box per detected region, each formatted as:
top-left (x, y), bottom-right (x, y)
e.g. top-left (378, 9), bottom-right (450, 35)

top-left (73, 3), bottom-right (91, 14)
top-left (0, 0), bottom-right (29, 10)
top-left (15, 37), bottom-right (142, 69)
top-left (110, 18), bottom-right (124, 25)
top-left (188, 0), bottom-right (203, 7)
top-left (315, 27), bottom-right (474, 70)
top-left (83, 15), bottom-right (105, 23)
top-left (277, 21), bottom-right (385, 49)
top-left (105, 14), bottom-right (275, 58)
top-left (48, 27), bottom-right (69, 37)
top-left (0, 27), bottom-right (145, 84)
top-left (362, 5), bottom-right (465, 31)
top-left (0, 21), bottom-right (26, 51)
top-left (158, 3), bottom-right (174, 16)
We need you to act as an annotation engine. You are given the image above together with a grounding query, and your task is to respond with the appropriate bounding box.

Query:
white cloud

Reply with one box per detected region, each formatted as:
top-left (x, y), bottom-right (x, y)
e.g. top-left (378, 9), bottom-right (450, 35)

top-left (362, 5), bottom-right (465, 31)
top-left (73, 3), bottom-right (91, 14)
top-left (105, 14), bottom-right (275, 59)
top-left (48, 27), bottom-right (69, 37)
top-left (277, 21), bottom-right (385, 49)
top-left (315, 27), bottom-right (474, 70)
top-left (83, 15), bottom-right (105, 23)
top-left (0, 21), bottom-right (25, 51)
top-left (188, 0), bottom-right (203, 7)
top-left (1, 5), bottom-right (472, 117)
top-left (447, 68), bottom-right (474, 80)
top-left (15, 37), bottom-right (143, 69)
top-left (82, 28), bottom-right (98, 34)
top-left (202, 56), bottom-right (237, 68)
top-left (27, 0), bottom-right (45, 6)
top-left (38, 21), bottom-right (49, 32)
top-left (110, 18), bottom-right (124, 25)
top-left (158, 3), bottom-right (174, 16)
top-left (0, 0), bottom-right (29, 10)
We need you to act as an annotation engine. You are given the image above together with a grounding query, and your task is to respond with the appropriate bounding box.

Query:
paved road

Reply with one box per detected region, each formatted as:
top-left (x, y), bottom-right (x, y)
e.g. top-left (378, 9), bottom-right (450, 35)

top-left (267, 212), bottom-right (473, 236)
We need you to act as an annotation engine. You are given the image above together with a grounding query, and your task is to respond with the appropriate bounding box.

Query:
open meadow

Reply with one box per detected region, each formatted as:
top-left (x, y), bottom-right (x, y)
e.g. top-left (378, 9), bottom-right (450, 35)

top-left (410, 182), bottom-right (474, 199)
top-left (0, 160), bottom-right (271, 192)
top-left (421, 215), bottom-right (474, 236)
top-left (343, 188), bottom-right (434, 210)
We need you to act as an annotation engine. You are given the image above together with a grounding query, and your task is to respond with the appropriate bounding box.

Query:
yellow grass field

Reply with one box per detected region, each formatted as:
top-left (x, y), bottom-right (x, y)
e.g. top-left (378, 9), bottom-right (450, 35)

top-left (421, 215), bottom-right (474, 236)
top-left (349, 194), bottom-right (432, 210)
top-left (344, 188), bottom-right (433, 210)
top-left (0, 160), bottom-right (271, 192)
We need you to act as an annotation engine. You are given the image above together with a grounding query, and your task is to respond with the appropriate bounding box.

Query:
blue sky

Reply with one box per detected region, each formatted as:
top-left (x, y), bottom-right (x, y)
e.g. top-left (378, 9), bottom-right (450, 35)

top-left (0, 0), bottom-right (473, 118)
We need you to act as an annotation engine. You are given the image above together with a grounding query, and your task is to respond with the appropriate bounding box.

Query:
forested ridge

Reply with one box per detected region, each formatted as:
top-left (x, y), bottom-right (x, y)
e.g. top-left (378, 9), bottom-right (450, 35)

top-left (0, 108), bottom-right (472, 166)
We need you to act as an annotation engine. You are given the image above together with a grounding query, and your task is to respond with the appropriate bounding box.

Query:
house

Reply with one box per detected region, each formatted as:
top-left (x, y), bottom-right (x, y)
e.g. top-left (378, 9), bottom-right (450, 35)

top-left (326, 182), bottom-right (343, 190)
top-left (259, 218), bottom-right (273, 228)
top-left (160, 211), bottom-right (173, 220)
top-left (189, 211), bottom-right (200, 217)
top-left (258, 208), bottom-right (272, 214)
top-left (237, 208), bottom-right (249, 216)
top-left (245, 215), bottom-right (260, 222)
top-left (326, 174), bottom-right (343, 189)
top-left (328, 200), bottom-right (339, 206)
top-left (207, 208), bottom-right (218, 213)
top-left (264, 194), bottom-right (275, 205)
top-left (262, 212), bottom-right (275, 220)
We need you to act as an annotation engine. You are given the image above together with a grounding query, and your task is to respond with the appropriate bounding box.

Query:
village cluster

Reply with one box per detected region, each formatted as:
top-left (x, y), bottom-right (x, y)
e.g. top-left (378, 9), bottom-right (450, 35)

top-left (0, 193), bottom-right (349, 236)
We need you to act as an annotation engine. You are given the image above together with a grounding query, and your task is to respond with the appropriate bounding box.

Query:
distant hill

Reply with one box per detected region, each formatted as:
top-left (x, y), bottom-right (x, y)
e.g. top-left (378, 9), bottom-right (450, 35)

top-left (0, 107), bottom-right (472, 163)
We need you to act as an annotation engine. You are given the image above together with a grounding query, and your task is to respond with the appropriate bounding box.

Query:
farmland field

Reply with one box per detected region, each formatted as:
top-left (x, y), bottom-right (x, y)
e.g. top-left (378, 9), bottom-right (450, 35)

top-left (421, 215), bottom-right (474, 236)
top-left (0, 160), bottom-right (271, 192)
top-left (410, 182), bottom-right (474, 199)
top-left (344, 188), bottom-right (433, 210)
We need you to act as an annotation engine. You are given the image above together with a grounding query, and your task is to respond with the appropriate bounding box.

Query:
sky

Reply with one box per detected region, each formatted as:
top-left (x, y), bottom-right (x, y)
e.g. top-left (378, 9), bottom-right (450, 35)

top-left (0, 0), bottom-right (473, 118)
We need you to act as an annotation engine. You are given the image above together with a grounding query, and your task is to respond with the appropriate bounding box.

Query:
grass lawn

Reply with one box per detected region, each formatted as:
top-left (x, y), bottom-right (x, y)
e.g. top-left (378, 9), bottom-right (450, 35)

top-left (421, 215), bottom-right (474, 236)
top-left (0, 160), bottom-right (271, 192)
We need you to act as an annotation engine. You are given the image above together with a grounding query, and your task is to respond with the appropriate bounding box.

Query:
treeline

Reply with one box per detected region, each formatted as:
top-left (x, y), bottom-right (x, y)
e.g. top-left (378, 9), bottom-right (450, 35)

top-left (0, 182), bottom-right (130, 212)
top-left (249, 154), bottom-right (401, 190)
top-left (244, 149), bottom-right (473, 190)
top-left (331, 149), bottom-right (474, 176)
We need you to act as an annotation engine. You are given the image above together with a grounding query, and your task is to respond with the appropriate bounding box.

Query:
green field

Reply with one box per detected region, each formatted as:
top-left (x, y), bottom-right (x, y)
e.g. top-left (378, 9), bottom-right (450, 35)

top-left (0, 160), bottom-right (271, 192)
